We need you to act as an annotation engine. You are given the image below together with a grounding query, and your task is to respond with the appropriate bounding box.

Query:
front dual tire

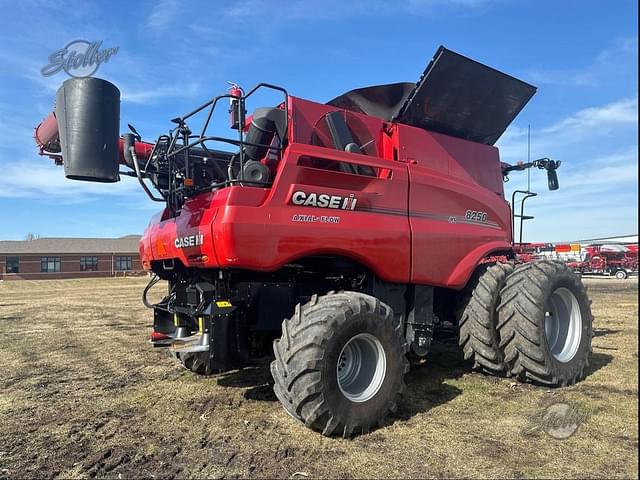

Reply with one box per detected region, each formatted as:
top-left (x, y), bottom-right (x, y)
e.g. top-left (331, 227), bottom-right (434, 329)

top-left (458, 260), bottom-right (593, 387)
top-left (498, 261), bottom-right (593, 386)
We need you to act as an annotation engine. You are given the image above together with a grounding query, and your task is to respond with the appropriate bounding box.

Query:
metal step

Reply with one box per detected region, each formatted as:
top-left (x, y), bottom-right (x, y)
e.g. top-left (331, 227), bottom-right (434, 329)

top-left (149, 326), bottom-right (191, 348)
top-left (149, 337), bottom-right (173, 347)
top-left (170, 332), bottom-right (210, 354)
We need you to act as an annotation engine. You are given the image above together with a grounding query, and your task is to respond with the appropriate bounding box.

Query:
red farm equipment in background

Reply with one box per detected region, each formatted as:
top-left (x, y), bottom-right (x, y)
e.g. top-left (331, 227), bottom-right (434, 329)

top-left (515, 241), bottom-right (638, 279)
top-left (567, 244), bottom-right (639, 279)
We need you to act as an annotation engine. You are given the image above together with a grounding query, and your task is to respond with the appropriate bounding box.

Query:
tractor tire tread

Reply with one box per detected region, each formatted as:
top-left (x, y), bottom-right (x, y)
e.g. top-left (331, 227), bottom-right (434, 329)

top-left (271, 291), bottom-right (408, 437)
top-left (458, 262), bottom-right (514, 375)
top-left (497, 260), bottom-right (593, 387)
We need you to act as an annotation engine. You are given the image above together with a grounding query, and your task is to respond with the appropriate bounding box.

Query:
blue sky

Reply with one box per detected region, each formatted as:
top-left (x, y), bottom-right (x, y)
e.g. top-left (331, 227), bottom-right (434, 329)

top-left (0, 0), bottom-right (637, 242)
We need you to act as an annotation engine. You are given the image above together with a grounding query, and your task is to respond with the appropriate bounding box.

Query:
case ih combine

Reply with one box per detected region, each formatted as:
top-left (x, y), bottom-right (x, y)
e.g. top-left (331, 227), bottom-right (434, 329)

top-left (35, 46), bottom-right (593, 437)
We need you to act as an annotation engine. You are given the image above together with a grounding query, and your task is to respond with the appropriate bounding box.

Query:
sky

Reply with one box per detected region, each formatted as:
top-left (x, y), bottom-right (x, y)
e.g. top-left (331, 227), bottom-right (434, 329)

top-left (0, 0), bottom-right (637, 242)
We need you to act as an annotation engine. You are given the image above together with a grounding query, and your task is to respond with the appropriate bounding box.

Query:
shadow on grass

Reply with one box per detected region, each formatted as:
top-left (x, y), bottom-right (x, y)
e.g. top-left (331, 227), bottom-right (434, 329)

top-left (217, 359), bottom-right (277, 401)
top-left (395, 339), bottom-right (465, 420)
top-left (593, 328), bottom-right (623, 337)
top-left (584, 352), bottom-right (614, 378)
top-left (217, 339), bottom-right (467, 423)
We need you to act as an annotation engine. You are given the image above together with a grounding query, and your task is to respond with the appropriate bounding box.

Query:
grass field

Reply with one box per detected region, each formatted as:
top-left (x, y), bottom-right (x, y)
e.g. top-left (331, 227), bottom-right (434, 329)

top-left (0, 276), bottom-right (637, 479)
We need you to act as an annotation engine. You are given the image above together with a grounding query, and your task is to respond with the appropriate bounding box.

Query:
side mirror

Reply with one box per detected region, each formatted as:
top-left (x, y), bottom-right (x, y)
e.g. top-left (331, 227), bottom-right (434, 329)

top-left (547, 168), bottom-right (559, 190)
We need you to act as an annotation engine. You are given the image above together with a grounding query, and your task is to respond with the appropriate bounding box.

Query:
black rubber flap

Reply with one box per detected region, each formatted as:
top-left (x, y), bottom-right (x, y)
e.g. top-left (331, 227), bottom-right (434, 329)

top-left (327, 82), bottom-right (415, 121)
top-left (56, 77), bottom-right (121, 182)
top-left (394, 46), bottom-right (536, 145)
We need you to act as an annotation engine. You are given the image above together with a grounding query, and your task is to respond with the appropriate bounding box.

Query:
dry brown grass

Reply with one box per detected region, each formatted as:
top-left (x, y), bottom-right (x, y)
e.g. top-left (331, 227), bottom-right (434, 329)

top-left (0, 276), bottom-right (637, 479)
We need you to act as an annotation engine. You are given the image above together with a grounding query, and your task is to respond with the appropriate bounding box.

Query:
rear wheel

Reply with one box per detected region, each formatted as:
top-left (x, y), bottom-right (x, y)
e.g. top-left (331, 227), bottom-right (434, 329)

top-left (615, 269), bottom-right (628, 279)
top-left (458, 262), bottom-right (514, 375)
top-left (498, 260), bottom-right (593, 386)
top-left (271, 291), bottom-right (409, 437)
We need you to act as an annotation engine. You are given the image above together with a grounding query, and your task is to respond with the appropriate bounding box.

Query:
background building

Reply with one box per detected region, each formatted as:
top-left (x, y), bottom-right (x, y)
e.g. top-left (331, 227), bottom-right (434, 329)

top-left (0, 235), bottom-right (142, 280)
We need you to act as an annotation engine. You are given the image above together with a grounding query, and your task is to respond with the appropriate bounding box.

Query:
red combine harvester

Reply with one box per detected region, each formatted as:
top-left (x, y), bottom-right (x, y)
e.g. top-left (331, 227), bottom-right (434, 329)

top-left (35, 46), bottom-right (593, 436)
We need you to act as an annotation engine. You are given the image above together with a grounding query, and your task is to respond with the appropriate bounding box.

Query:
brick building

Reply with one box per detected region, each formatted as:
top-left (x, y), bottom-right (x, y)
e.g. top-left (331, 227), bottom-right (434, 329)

top-left (0, 235), bottom-right (142, 280)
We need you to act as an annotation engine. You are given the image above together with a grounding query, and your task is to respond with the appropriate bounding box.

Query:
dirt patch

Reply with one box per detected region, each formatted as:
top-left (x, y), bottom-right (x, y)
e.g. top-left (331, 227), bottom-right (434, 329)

top-left (0, 276), bottom-right (637, 478)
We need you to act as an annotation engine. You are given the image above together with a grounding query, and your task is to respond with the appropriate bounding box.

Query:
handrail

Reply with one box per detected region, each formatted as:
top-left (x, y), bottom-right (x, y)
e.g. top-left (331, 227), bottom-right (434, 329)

top-left (511, 189), bottom-right (538, 244)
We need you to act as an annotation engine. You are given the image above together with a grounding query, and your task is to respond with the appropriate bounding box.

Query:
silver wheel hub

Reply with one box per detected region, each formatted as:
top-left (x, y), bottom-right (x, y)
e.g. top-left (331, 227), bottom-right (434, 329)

top-left (544, 287), bottom-right (583, 363)
top-left (336, 333), bottom-right (386, 402)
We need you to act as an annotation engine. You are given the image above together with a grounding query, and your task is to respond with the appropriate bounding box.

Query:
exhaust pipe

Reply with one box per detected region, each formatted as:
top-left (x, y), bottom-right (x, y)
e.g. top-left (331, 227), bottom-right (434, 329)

top-left (55, 77), bottom-right (120, 182)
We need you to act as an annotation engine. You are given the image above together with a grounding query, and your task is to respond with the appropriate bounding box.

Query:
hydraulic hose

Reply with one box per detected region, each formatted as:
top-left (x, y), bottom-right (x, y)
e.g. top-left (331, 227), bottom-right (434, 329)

top-left (142, 274), bottom-right (163, 309)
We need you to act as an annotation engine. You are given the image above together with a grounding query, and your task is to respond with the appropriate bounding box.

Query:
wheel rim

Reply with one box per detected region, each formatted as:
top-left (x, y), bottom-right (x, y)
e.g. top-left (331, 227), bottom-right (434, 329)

top-left (616, 271), bottom-right (626, 279)
top-left (544, 287), bottom-right (583, 363)
top-left (336, 333), bottom-right (386, 402)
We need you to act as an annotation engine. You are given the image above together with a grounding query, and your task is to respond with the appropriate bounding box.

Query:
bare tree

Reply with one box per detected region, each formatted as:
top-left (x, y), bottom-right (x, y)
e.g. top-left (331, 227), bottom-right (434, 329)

top-left (24, 233), bottom-right (41, 241)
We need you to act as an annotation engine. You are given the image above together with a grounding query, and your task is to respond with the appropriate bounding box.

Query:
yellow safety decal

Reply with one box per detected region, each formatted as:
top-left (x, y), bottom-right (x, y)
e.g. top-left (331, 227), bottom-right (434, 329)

top-left (198, 317), bottom-right (204, 333)
top-left (215, 300), bottom-right (232, 308)
top-left (173, 313), bottom-right (179, 326)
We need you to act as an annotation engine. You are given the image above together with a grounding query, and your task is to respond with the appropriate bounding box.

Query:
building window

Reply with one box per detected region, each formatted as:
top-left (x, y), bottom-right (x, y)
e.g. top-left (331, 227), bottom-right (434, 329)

top-left (41, 257), bottom-right (61, 273)
top-left (115, 256), bottom-right (132, 271)
top-left (6, 256), bottom-right (19, 274)
top-left (80, 256), bottom-right (98, 271)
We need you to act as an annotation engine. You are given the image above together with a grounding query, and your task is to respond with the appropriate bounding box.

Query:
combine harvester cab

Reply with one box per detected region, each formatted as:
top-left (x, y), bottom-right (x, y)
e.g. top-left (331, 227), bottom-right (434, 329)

top-left (35, 46), bottom-right (593, 437)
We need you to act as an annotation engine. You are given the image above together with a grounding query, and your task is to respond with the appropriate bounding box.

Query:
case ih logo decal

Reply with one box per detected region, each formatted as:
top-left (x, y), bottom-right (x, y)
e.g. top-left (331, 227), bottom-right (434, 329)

top-left (175, 233), bottom-right (204, 249)
top-left (289, 191), bottom-right (500, 229)
top-left (291, 191), bottom-right (357, 210)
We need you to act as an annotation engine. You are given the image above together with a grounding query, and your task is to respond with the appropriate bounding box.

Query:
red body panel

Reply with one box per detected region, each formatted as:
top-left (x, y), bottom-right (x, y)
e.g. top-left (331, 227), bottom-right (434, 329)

top-left (140, 96), bottom-right (513, 289)
top-left (401, 127), bottom-right (511, 287)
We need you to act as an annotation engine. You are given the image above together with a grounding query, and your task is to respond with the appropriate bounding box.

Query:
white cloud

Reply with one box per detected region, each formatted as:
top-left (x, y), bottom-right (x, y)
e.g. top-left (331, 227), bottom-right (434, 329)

top-left (543, 97), bottom-right (638, 134)
top-left (596, 36), bottom-right (638, 64)
top-left (119, 81), bottom-right (202, 104)
top-left (213, 0), bottom-right (499, 24)
top-left (499, 98), bottom-right (638, 242)
top-left (518, 149), bottom-right (638, 197)
top-left (146, 0), bottom-right (180, 30)
top-left (405, 0), bottom-right (498, 14)
top-left (0, 160), bottom-right (143, 201)
top-left (526, 70), bottom-right (598, 87)
top-left (526, 36), bottom-right (638, 87)
top-left (0, 25), bottom-right (204, 110)
top-left (497, 97), bottom-right (638, 161)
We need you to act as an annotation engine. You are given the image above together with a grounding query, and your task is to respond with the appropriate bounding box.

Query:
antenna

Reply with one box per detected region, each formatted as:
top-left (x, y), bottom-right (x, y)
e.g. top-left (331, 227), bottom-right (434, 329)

top-left (527, 124), bottom-right (531, 192)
